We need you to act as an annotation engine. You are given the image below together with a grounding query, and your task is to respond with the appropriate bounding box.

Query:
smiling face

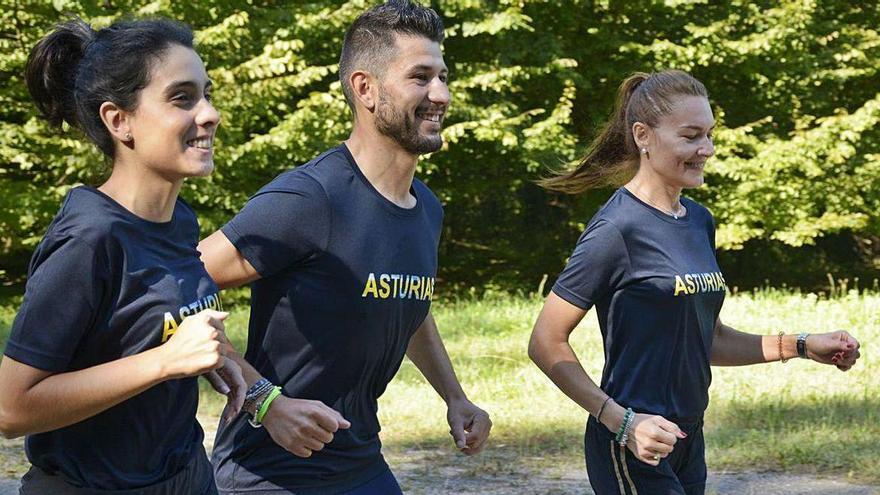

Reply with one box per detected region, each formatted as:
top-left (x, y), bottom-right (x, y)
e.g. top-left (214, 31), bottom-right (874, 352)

top-left (373, 34), bottom-right (449, 155)
top-left (125, 44), bottom-right (219, 180)
top-left (637, 95), bottom-right (715, 189)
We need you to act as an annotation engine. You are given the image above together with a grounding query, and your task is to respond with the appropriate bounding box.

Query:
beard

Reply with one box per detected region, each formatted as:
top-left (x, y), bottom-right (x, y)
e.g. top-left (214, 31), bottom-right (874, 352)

top-left (375, 86), bottom-right (443, 155)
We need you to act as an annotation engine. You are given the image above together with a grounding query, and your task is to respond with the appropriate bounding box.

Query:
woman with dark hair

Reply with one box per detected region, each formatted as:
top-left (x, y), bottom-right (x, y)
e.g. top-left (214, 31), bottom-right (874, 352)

top-left (0, 17), bottom-right (244, 494)
top-left (529, 70), bottom-right (861, 495)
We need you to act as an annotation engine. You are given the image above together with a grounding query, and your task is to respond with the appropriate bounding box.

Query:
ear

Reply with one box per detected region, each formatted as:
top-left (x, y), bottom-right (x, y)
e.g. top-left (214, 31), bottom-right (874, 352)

top-left (632, 121), bottom-right (652, 150)
top-left (350, 70), bottom-right (378, 114)
top-left (99, 101), bottom-right (133, 145)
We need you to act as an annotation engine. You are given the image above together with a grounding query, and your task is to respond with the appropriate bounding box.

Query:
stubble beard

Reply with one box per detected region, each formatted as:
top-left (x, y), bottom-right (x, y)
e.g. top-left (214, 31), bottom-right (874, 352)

top-left (375, 88), bottom-right (443, 155)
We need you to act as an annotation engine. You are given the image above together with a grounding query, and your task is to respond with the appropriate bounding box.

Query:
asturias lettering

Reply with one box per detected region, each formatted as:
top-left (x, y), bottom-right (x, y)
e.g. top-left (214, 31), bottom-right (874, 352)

top-left (673, 272), bottom-right (727, 296)
top-left (361, 273), bottom-right (435, 301)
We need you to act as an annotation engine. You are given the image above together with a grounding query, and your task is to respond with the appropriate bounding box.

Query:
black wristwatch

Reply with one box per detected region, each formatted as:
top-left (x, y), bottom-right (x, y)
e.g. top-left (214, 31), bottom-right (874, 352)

top-left (796, 333), bottom-right (809, 359)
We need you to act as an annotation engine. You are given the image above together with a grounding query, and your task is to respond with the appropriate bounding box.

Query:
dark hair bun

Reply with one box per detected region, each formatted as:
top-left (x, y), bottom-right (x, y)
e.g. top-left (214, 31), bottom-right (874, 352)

top-left (25, 18), bottom-right (96, 129)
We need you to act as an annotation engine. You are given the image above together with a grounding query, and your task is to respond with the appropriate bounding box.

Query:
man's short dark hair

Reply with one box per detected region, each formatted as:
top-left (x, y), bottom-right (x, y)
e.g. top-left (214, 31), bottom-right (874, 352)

top-left (338, 0), bottom-right (445, 114)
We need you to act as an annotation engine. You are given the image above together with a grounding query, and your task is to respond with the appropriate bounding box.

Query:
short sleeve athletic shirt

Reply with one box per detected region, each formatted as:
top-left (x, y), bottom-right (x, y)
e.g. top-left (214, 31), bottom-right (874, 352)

top-left (211, 144), bottom-right (443, 494)
top-left (553, 187), bottom-right (726, 419)
top-left (4, 186), bottom-right (221, 490)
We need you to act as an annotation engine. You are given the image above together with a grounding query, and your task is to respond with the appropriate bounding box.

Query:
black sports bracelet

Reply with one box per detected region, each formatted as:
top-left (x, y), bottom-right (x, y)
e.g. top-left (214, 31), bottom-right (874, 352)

top-left (796, 333), bottom-right (809, 359)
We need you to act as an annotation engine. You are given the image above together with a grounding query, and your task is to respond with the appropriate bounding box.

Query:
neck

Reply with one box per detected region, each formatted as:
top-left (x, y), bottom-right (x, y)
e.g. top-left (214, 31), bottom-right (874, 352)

top-left (99, 157), bottom-right (183, 222)
top-left (346, 121), bottom-right (419, 208)
top-left (625, 167), bottom-right (683, 214)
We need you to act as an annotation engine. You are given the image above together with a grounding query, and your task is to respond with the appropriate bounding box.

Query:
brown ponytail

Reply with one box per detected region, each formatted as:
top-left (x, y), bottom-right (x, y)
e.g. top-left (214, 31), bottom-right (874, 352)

top-left (540, 70), bottom-right (708, 194)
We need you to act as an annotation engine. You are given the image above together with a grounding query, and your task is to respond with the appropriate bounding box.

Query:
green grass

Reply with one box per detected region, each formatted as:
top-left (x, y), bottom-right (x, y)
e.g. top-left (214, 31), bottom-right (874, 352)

top-left (1, 290), bottom-right (878, 483)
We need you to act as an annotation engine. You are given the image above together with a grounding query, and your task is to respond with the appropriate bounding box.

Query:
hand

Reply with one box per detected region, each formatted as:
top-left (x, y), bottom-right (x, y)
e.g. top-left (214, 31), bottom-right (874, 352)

top-left (203, 357), bottom-right (246, 423)
top-left (159, 310), bottom-right (228, 378)
top-left (626, 413), bottom-right (686, 466)
top-left (447, 398), bottom-right (492, 455)
top-left (262, 395), bottom-right (351, 458)
top-left (805, 331), bottom-right (861, 371)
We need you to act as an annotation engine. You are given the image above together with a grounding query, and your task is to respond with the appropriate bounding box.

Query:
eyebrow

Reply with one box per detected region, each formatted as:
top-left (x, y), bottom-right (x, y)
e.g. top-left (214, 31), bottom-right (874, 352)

top-left (679, 124), bottom-right (715, 131)
top-left (408, 64), bottom-right (448, 74)
top-left (163, 79), bottom-right (213, 95)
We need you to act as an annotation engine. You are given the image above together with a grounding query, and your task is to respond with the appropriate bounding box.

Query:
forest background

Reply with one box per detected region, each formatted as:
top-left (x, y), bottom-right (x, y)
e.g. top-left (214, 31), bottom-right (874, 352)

top-left (0, 0), bottom-right (878, 295)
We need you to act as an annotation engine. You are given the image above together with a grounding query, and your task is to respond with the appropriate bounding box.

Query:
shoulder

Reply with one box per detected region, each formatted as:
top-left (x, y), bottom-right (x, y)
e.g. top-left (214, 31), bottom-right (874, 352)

top-left (46, 186), bottom-right (120, 247)
top-left (253, 148), bottom-right (349, 200)
top-left (587, 189), bottom-right (634, 233)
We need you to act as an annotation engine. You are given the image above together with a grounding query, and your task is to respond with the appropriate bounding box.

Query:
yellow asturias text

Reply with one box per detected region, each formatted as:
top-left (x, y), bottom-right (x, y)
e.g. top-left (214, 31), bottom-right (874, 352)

top-left (361, 273), bottom-right (435, 301)
top-left (673, 272), bottom-right (727, 296)
top-left (161, 292), bottom-right (223, 342)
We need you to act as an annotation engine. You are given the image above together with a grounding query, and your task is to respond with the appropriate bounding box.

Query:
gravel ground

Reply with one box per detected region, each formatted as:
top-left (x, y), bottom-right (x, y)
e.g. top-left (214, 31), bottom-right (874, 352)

top-left (2, 456), bottom-right (876, 495)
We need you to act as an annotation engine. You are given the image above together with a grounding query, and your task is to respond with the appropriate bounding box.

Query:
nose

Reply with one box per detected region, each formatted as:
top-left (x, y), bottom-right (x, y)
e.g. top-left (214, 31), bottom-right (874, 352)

top-left (700, 136), bottom-right (715, 157)
top-left (196, 98), bottom-right (221, 128)
top-left (429, 77), bottom-right (450, 107)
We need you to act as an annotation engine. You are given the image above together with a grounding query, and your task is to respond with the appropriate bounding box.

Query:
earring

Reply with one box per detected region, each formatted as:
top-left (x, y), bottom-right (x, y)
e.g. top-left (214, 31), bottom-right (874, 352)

top-left (640, 147), bottom-right (647, 154)
top-left (124, 133), bottom-right (132, 142)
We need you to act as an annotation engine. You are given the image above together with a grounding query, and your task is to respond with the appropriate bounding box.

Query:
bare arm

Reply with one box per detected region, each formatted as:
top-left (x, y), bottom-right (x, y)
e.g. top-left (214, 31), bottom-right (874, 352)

top-left (710, 317), bottom-right (861, 370)
top-left (528, 292), bottom-right (616, 427)
top-left (406, 312), bottom-right (491, 454)
top-left (528, 292), bottom-right (683, 466)
top-left (406, 312), bottom-right (466, 403)
top-left (198, 230), bottom-right (261, 290)
top-left (0, 310), bottom-right (228, 438)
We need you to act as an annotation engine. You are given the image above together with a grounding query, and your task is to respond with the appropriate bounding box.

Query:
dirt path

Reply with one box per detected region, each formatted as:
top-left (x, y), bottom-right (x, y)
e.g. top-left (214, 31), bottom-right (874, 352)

top-left (1, 446), bottom-right (876, 495)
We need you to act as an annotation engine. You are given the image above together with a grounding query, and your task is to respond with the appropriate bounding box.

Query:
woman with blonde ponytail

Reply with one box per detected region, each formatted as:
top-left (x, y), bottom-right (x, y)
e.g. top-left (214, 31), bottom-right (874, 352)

top-left (529, 70), bottom-right (861, 494)
top-left (0, 17), bottom-right (244, 494)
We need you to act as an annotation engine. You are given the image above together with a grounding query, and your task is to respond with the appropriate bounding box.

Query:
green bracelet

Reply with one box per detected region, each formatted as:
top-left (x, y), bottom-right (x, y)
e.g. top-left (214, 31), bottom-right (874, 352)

top-left (255, 386), bottom-right (283, 424)
top-left (615, 408), bottom-right (634, 444)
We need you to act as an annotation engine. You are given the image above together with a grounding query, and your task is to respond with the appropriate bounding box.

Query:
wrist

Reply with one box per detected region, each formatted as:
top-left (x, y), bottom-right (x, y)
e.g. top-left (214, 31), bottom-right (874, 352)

top-left (797, 333), bottom-right (810, 359)
top-left (148, 344), bottom-right (181, 381)
top-left (444, 390), bottom-right (468, 406)
top-left (600, 403), bottom-right (626, 433)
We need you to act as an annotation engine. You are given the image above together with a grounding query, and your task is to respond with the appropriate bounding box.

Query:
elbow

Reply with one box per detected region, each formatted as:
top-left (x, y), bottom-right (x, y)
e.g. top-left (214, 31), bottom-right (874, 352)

top-left (527, 330), bottom-right (544, 367)
top-left (0, 407), bottom-right (26, 439)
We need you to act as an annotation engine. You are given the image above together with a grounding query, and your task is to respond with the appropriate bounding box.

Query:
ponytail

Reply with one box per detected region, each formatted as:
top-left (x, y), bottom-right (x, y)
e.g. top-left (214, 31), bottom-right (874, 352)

top-left (25, 18), bottom-right (95, 129)
top-left (540, 70), bottom-right (708, 194)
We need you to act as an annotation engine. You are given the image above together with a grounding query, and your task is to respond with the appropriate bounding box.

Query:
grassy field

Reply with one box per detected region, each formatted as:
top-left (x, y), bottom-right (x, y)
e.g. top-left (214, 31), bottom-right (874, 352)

top-left (1, 290), bottom-right (878, 484)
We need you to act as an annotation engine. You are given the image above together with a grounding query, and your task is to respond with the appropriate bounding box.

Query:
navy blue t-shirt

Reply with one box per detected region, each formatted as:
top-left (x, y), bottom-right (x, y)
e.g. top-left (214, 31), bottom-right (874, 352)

top-left (4, 186), bottom-right (221, 490)
top-left (211, 145), bottom-right (443, 494)
top-left (553, 187), bottom-right (726, 419)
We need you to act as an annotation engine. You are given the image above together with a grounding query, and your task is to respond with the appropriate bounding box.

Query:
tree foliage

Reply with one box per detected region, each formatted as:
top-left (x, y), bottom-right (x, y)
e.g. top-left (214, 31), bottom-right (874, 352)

top-left (0, 0), bottom-right (877, 291)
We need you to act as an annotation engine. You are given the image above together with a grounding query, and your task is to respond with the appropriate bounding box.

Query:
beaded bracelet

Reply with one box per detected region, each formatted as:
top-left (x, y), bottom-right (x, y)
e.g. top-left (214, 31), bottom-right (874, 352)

top-left (777, 332), bottom-right (788, 363)
top-left (243, 378), bottom-right (273, 417)
top-left (615, 407), bottom-right (634, 445)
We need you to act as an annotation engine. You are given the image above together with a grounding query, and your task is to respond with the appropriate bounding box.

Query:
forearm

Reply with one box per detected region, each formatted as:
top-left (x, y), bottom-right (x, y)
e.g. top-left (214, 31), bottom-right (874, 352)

top-left (405, 313), bottom-right (466, 404)
top-left (528, 335), bottom-right (610, 422)
top-left (0, 350), bottom-right (169, 438)
top-left (710, 322), bottom-right (799, 366)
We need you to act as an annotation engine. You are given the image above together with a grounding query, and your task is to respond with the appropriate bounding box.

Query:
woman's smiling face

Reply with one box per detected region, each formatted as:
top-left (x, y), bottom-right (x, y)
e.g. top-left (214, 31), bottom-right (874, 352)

top-left (637, 95), bottom-right (716, 189)
top-left (125, 43), bottom-right (220, 180)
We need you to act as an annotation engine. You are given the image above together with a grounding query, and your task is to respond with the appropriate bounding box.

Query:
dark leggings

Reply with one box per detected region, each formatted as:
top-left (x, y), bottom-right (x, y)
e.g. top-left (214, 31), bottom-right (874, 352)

top-left (19, 449), bottom-right (217, 495)
top-left (584, 415), bottom-right (707, 495)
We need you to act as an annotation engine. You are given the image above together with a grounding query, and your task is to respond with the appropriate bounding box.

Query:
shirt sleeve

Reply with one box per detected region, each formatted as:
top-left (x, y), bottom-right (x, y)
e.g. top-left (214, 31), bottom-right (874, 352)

top-left (551, 219), bottom-right (630, 310)
top-left (221, 173), bottom-right (331, 278)
top-left (5, 236), bottom-right (107, 372)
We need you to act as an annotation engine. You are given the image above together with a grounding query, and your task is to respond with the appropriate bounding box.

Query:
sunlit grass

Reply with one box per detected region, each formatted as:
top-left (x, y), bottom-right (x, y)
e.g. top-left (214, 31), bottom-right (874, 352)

top-left (1, 290), bottom-right (877, 483)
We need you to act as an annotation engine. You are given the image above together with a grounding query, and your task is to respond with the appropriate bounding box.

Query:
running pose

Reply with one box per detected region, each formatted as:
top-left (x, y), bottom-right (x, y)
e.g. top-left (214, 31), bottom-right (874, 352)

top-left (0, 18), bottom-right (244, 494)
top-left (529, 70), bottom-right (861, 495)
top-left (200, 1), bottom-right (491, 494)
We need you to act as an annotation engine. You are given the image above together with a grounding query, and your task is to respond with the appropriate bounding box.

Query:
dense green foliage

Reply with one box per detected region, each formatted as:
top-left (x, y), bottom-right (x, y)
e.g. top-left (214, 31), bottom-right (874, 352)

top-left (1, 1), bottom-right (878, 291)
